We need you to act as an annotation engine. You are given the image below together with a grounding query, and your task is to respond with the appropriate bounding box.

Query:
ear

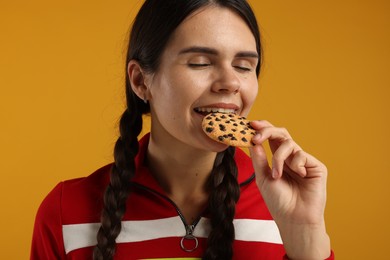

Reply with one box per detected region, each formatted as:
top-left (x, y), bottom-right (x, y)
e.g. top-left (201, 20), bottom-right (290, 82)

top-left (127, 60), bottom-right (151, 101)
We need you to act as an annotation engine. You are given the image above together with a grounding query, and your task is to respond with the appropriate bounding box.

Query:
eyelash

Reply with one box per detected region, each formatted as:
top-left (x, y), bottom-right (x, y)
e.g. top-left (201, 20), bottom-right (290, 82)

top-left (188, 63), bottom-right (210, 67)
top-left (189, 64), bottom-right (251, 71)
top-left (234, 66), bottom-right (252, 72)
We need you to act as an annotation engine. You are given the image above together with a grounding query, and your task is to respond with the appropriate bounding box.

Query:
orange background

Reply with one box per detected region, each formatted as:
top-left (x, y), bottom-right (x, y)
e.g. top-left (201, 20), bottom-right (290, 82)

top-left (1, 1), bottom-right (389, 259)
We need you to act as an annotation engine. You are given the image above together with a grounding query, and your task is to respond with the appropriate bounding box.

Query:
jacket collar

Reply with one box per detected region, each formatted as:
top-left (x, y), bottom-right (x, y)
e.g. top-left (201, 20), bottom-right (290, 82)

top-left (131, 133), bottom-right (255, 194)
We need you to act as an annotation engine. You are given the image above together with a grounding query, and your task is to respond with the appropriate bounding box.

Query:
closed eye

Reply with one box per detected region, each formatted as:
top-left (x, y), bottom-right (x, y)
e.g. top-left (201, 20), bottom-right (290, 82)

top-left (188, 63), bottom-right (211, 68)
top-left (234, 66), bottom-right (252, 72)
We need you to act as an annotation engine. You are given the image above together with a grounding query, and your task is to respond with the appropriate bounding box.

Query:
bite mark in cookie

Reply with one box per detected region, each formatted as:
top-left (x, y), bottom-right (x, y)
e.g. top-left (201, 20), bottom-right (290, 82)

top-left (202, 112), bottom-right (256, 147)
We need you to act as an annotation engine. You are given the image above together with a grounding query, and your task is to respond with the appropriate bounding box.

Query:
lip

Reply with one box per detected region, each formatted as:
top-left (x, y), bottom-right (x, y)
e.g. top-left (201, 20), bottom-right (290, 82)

top-left (193, 103), bottom-right (241, 116)
top-left (195, 103), bottom-right (240, 111)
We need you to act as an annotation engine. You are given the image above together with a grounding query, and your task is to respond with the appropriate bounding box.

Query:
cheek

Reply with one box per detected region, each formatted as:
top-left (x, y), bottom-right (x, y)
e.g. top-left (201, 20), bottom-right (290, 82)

top-left (150, 71), bottom-right (197, 113)
top-left (164, 72), bottom-right (206, 103)
top-left (250, 84), bottom-right (259, 103)
top-left (241, 80), bottom-right (259, 115)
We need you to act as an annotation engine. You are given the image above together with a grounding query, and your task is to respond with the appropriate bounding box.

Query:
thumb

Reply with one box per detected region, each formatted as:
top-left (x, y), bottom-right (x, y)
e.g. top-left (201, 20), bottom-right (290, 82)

top-left (249, 143), bottom-right (272, 187)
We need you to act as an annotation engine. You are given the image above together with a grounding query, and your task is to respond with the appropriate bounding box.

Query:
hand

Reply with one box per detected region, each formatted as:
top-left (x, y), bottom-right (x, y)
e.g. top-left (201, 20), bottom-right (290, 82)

top-left (249, 120), bottom-right (331, 259)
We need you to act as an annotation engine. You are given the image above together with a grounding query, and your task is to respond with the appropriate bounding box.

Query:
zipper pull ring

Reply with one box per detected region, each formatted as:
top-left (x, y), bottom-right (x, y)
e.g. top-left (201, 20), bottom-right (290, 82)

top-left (180, 225), bottom-right (199, 252)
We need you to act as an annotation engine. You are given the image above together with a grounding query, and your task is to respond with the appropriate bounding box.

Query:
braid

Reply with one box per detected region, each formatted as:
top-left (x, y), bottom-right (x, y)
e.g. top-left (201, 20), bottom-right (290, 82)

top-left (93, 105), bottom-right (143, 260)
top-left (91, 0), bottom-right (261, 257)
top-left (203, 146), bottom-right (240, 260)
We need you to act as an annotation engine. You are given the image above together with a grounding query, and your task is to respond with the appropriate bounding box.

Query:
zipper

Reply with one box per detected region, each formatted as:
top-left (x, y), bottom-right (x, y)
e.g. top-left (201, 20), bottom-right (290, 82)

top-left (180, 223), bottom-right (199, 252)
top-left (130, 182), bottom-right (201, 252)
top-left (129, 172), bottom-right (256, 252)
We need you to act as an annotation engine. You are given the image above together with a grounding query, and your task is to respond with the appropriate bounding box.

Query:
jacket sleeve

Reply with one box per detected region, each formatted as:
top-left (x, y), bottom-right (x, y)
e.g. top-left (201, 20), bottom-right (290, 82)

top-left (31, 182), bottom-right (66, 259)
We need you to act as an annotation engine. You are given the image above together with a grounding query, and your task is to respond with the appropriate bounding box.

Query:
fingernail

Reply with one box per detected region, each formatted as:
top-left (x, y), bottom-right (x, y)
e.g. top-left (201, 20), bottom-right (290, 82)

top-left (272, 168), bottom-right (278, 179)
top-left (253, 133), bottom-right (262, 142)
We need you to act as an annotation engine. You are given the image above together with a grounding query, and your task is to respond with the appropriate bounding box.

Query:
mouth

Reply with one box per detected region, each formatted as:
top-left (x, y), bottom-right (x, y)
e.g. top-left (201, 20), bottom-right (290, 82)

top-left (194, 107), bottom-right (237, 116)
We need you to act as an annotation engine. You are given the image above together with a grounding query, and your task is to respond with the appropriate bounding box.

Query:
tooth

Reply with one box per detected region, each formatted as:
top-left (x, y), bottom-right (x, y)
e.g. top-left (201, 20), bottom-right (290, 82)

top-left (196, 107), bottom-right (236, 114)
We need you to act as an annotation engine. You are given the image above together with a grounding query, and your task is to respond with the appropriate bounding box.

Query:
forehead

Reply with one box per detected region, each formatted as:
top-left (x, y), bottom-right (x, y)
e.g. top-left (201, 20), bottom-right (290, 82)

top-left (165, 6), bottom-right (257, 53)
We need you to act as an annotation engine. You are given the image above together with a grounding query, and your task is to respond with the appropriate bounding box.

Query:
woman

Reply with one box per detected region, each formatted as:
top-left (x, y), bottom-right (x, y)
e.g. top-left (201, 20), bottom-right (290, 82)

top-left (31, 0), bottom-right (333, 259)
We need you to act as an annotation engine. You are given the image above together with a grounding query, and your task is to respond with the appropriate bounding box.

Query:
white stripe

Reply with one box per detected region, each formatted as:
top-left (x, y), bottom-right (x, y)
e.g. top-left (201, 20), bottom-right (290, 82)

top-left (62, 216), bottom-right (185, 254)
top-left (62, 217), bottom-right (282, 254)
top-left (234, 219), bottom-right (283, 244)
top-left (118, 216), bottom-right (185, 242)
top-left (62, 222), bottom-right (101, 254)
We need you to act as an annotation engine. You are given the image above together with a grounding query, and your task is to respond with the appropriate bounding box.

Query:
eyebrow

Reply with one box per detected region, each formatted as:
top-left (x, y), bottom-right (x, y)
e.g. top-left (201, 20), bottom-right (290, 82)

top-left (179, 46), bottom-right (218, 55)
top-left (178, 46), bottom-right (259, 59)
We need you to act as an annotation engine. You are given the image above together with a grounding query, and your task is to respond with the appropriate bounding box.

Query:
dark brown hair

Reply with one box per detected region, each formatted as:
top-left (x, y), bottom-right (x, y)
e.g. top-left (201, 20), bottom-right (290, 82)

top-left (93, 0), bottom-right (262, 259)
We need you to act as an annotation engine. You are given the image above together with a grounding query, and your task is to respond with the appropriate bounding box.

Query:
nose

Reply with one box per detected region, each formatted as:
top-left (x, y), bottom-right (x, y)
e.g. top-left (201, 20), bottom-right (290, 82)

top-left (211, 66), bottom-right (240, 94)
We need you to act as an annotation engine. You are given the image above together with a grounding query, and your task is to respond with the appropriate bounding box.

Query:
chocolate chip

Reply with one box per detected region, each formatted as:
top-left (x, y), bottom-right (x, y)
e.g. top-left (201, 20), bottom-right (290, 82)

top-left (218, 136), bottom-right (225, 141)
top-left (219, 124), bottom-right (226, 131)
top-left (216, 118), bottom-right (221, 121)
top-left (231, 137), bottom-right (237, 141)
top-left (240, 121), bottom-right (245, 125)
top-left (233, 123), bottom-right (238, 126)
top-left (206, 127), bottom-right (214, 133)
top-left (208, 121), bottom-right (214, 126)
top-left (242, 137), bottom-right (248, 142)
top-left (221, 115), bottom-right (227, 119)
top-left (240, 130), bottom-right (246, 134)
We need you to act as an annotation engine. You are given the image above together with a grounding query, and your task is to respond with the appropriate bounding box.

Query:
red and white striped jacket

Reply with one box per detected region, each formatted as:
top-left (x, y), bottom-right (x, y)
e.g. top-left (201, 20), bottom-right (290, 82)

top-left (31, 133), bottom-right (334, 260)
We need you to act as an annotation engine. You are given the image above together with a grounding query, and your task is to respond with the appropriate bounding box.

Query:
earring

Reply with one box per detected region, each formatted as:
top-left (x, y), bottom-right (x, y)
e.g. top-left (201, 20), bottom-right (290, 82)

top-left (143, 95), bottom-right (148, 104)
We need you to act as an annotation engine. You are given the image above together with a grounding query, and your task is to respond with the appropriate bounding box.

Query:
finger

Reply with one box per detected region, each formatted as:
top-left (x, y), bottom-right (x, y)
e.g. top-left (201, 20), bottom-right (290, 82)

top-left (285, 151), bottom-right (328, 179)
top-left (250, 120), bottom-right (274, 129)
top-left (300, 152), bottom-right (328, 179)
top-left (285, 150), bottom-right (308, 178)
top-left (250, 124), bottom-right (295, 152)
top-left (249, 143), bottom-right (272, 186)
top-left (251, 127), bottom-right (292, 148)
top-left (271, 139), bottom-right (301, 179)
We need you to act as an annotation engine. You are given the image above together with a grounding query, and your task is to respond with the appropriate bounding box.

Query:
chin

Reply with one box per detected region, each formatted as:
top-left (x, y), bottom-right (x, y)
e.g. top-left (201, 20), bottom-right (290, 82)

top-left (202, 137), bottom-right (230, 153)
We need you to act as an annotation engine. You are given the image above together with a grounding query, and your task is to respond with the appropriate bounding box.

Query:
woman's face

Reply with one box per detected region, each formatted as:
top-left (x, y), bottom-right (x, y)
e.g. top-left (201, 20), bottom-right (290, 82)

top-left (147, 6), bottom-right (259, 152)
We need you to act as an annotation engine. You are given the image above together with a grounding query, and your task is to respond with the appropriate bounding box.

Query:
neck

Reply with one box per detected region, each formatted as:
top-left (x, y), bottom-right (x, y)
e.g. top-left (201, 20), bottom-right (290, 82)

top-left (146, 133), bottom-right (217, 197)
top-left (147, 133), bottom-right (218, 223)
